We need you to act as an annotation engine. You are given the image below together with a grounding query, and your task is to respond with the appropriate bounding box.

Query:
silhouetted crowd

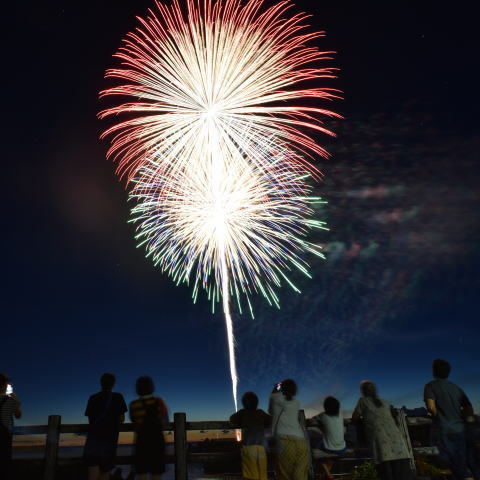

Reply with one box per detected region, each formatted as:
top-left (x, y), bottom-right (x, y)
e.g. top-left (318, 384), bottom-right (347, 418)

top-left (1, 358), bottom-right (479, 480)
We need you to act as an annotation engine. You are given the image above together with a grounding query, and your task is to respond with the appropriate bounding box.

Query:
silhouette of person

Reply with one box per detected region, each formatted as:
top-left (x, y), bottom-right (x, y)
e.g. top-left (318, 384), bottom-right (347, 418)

top-left (129, 376), bottom-right (169, 480)
top-left (269, 379), bottom-right (310, 480)
top-left (84, 373), bottom-right (127, 480)
top-left (310, 396), bottom-right (346, 479)
top-left (230, 391), bottom-right (271, 480)
top-left (424, 359), bottom-right (479, 480)
top-left (0, 373), bottom-right (21, 479)
top-left (352, 380), bottom-right (414, 480)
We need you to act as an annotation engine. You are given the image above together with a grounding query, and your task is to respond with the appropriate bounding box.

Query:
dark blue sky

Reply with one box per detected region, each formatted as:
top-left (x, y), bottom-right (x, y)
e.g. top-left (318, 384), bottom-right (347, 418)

top-left (4, 0), bottom-right (479, 425)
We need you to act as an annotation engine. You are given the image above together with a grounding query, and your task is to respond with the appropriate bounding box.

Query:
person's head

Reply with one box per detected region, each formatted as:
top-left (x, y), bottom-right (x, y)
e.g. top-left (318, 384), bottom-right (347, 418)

top-left (136, 376), bottom-right (155, 396)
top-left (360, 380), bottom-right (377, 398)
top-left (360, 380), bottom-right (382, 407)
top-left (0, 373), bottom-right (8, 394)
top-left (242, 391), bottom-right (259, 411)
top-left (432, 359), bottom-right (451, 379)
top-left (324, 396), bottom-right (340, 416)
top-left (281, 379), bottom-right (297, 401)
top-left (100, 373), bottom-right (115, 391)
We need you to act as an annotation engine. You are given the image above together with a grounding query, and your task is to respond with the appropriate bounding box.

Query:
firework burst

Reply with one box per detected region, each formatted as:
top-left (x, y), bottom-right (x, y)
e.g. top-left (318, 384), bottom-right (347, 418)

top-left (100, 0), bottom-right (339, 410)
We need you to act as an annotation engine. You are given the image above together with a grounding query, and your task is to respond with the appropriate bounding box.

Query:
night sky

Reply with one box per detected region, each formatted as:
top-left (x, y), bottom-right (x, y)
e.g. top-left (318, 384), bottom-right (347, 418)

top-left (5, 1), bottom-right (479, 427)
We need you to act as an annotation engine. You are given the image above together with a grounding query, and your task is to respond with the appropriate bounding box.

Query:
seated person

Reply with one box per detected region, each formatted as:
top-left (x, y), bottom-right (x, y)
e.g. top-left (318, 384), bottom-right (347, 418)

top-left (311, 396), bottom-right (346, 479)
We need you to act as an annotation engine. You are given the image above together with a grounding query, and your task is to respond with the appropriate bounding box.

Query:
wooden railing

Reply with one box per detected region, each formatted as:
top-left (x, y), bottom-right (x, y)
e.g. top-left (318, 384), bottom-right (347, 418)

top-left (15, 412), bottom-right (427, 480)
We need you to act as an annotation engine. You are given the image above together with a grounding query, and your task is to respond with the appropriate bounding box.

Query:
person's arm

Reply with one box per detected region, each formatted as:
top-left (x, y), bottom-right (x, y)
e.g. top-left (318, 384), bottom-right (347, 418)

top-left (84, 396), bottom-right (93, 423)
top-left (424, 384), bottom-right (437, 417)
top-left (10, 394), bottom-right (22, 419)
top-left (309, 414), bottom-right (324, 435)
top-left (230, 411), bottom-right (241, 427)
top-left (264, 411), bottom-right (272, 428)
top-left (269, 391), bottom-right (283, 415)
top-left (119, 395), bottom-right (127, 423)
top-left (315, 417), bottom-right (325, 433)
top-left (460, 390), bottom-right (474, 421)
top-left (351, 410), bottom-right (361, 421)
top-left (425, 398), bottom-right (437, 417)
top-left (268, 395), bottom-right (274, 415)
top-left (158, 398), bottom-right (169, 423)
top-left (129, 402), bottom-right (135, 423)
top-left (260, 409), bottom-right (272, 427)
top-left (351, 399), bottom-right (363, 422)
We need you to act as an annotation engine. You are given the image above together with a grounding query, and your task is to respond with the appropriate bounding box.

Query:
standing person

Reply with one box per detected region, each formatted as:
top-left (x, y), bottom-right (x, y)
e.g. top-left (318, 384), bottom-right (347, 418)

top-left (311, 396), bottom-right (346, 480)
top-left (84, 373), bottom-right (128, 480)
top-left (0, 373), bottom-right (21, 479)
top-left (424, 358), bottom-right (479, 480)
top-left (230, 391), bottom-right (272, 480)
top-left (129, 376), bottom-right (169, 480)
top-left (352, 381), bottom-right (414, 480)
top-left (269, 379), bottom-right (310, 480)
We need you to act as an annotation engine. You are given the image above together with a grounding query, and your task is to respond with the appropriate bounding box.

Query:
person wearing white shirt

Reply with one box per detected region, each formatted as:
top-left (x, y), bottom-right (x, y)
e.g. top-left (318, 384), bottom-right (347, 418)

top-left (311, 396), bottom-right (346, 479)
top-left (269, 379), bottom-right (309, 480)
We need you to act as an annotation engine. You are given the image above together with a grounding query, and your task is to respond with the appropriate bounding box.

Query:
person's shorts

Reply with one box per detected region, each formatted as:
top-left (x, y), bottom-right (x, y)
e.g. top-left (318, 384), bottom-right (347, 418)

top-left (241, 445), bottom-right (268, 480)
top-left (312, 436), bottom-right (346, 455)
top-left (84, 435), bottom-right (117, 472)
top-left (85, 453), bottom-right (115, 472)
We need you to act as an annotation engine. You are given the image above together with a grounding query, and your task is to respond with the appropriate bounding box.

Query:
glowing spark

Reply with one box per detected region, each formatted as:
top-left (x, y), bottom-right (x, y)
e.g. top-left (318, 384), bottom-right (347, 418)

top-left (100, 0), bottom-right (339, 410)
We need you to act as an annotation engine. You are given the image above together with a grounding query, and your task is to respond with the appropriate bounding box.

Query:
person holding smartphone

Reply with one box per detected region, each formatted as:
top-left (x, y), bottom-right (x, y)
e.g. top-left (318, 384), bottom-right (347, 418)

top-left (269, 379), bottom-right (309, 480)
top-left (0, 373), bottom-right (22, 478)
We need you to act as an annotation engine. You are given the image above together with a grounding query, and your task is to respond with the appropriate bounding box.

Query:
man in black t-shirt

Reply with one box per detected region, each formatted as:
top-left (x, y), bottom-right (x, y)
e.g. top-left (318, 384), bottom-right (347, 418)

top-left (84, 373), bottom-right (127, 480)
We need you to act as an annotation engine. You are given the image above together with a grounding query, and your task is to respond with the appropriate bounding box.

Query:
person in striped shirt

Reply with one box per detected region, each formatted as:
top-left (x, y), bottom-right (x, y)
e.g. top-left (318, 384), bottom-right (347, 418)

top-left (129, 376), bottom-right (169, 480)
top-left (0, 373), bottom-right (22, 478)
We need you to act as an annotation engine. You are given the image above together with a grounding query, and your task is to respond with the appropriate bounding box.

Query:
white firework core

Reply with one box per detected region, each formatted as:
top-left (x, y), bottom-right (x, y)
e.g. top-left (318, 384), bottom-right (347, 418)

top-left (100, 0), bottom-right (339, 410)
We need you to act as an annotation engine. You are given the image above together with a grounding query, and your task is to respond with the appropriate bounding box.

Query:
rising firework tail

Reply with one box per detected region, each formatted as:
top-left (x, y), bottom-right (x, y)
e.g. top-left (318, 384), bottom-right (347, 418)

top-left (100, 0), bottom-right (339, 410)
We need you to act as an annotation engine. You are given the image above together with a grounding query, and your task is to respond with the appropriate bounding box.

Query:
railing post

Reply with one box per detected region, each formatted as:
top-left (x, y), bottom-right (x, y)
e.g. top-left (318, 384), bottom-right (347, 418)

top-left (299, 409), bottom-right (315, 479)
top-left (174, 412), bottom-right (188, 480)
top-left (44, 414), bottom-right (61, 480)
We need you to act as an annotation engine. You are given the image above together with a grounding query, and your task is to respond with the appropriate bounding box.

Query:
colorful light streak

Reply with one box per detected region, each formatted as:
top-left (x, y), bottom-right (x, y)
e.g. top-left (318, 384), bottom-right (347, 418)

top-left (99, 0), bottom-right (339, 410)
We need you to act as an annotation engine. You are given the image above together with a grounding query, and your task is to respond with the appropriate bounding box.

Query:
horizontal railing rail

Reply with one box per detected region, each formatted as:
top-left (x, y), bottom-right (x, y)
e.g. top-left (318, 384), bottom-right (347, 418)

top-left (14, 413), bottom-right (438, 480)
top-left (14, 415), bottom-right (434, 434)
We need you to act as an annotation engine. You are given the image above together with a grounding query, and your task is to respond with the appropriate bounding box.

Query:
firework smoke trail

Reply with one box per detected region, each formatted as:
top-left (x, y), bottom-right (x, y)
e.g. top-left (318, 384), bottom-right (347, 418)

top-left (99, 0), bottom-right (339, 410)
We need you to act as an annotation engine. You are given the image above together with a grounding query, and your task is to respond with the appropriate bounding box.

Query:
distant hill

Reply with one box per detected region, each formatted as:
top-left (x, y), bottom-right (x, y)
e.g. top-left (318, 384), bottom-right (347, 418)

top-left (401, 406), bottom-right (428, 417)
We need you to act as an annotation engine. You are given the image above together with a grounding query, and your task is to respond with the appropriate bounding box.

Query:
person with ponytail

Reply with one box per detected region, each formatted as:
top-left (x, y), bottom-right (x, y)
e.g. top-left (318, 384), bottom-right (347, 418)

top-left (269, 379), bottom-right (309, 480)
top-left (352, 381), bottom-right (415, 480)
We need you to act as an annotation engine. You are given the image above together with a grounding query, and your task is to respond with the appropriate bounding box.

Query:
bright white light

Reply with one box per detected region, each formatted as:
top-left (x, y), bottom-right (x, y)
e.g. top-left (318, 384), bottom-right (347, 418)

top-left (100, 0), bottom-right (339, 410)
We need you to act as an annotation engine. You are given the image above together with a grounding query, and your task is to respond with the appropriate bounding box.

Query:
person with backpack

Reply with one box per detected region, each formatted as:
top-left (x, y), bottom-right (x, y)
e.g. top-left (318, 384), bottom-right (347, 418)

top-left (129, 376), bottom-right (169, 480)
top-left (0, 373), bottom-right (22, 479)
top-left (84, 373), bottom-right (128, 480)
